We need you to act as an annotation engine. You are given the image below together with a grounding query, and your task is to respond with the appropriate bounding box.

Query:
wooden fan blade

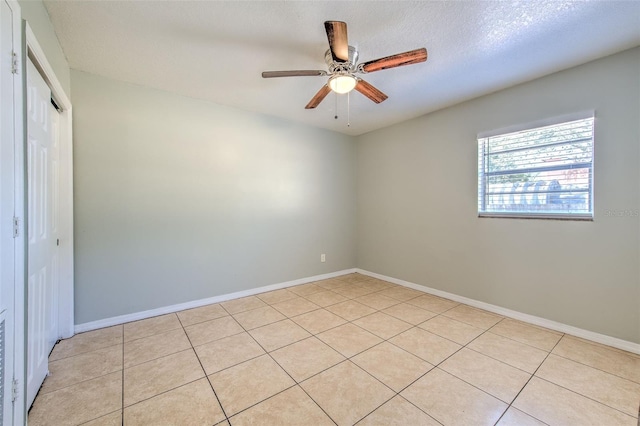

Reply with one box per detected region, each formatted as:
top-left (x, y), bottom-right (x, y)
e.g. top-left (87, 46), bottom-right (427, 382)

top-left (305, 85), bottom-right (331, 109)
top-left (355, 79), bottom-right (388, 104)
top-left (361, 48), bottom-right (427, 73)
top-left (262, 70), bottom-right (327, 78)
top-left (325, 21), bottom-right (349, 63)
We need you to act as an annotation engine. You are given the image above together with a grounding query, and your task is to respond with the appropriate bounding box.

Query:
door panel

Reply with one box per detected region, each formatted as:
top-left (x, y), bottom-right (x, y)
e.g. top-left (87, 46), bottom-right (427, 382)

top-left (47, 108), bottom-right (59, 352)
top-left (26, 58), bottom-right (58, 408)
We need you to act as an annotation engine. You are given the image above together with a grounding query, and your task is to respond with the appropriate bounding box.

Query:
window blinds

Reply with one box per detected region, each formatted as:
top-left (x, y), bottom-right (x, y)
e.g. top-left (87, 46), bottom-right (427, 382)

top-left (478, 117), bottom-right (594, 219)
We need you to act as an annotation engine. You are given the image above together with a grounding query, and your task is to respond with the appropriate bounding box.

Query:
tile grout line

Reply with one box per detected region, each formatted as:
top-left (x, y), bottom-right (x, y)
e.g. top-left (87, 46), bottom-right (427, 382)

top-left (242, 280), bottom-right (396, 422)
top-left (330, 301), bottom-right (454, 424)
top-left (270, 357), bottom-right (339, 426)
top-left (268, 310), bottom-right (347, 426)
top-left (300, 303), bottom-right (441, 424)
top-left (548, 350), bottom-right (640, 385)
top-left (491, 332), bottom-right (565, 426)
top-left (120, 377), bottom-right (212, 414)
top-left (533, 375), bottom-right (640, 420)
top-left (121, 315), bottom-right (209, 411)
top-left (29, 365), bottom-right (123, 399)
top-left (464, 327), bottom-right (637, 381)
top-left (428, 316), bottom-right (561, 422)
top-left (561, 334), bottom-right (640, 360)
top-left (292, 385), bottom-right (339, 426)
top-left (341, 354), bottom-right (430, 425)
top-left (219, 303), bottom-right (338, 425)
top-left (495, 332), bottom-right (640, 421)
top-left (119, 313), bottom-right (233, 422)
top-left (123, 344), bottom-right (194, 368)
top-left (462, 345), bottom-right (539, 376)
top-left (371, 313), bottom-right (554, 424)
top-left (383, 319), bottom-right (499, 424)
top-left (48, 340), bottom-right (123, 363)
top-left (329, 300), bottom-right (450, 425)
top-left (74, 409), bottom-right (122, 426)
top-left (120, 324), bottom-right (183, 345)
top-left (31, 328), bottom-right (125, 425)
top-left (262, 302), bottom-right (346, 425)
top-left (194, 304), bottom-right (234, 424)
top-left (476, 327), bottom-right (559, 353)
top-left (232, 287), bottom-right (396, 352)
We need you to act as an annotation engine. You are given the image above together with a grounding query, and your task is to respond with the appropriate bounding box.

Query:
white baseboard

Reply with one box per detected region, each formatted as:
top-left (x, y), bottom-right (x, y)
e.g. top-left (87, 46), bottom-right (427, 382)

top-left (356, 268), bottom-right (640, 355)
top-left (74, 268), bottom-right (357, 333)
top-left (75, 266), bottom-right (640, 356)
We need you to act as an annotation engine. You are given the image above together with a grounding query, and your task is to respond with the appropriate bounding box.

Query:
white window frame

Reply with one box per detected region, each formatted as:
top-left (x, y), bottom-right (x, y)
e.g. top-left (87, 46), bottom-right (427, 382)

top-left (477, 111), bottom-right (595, 220)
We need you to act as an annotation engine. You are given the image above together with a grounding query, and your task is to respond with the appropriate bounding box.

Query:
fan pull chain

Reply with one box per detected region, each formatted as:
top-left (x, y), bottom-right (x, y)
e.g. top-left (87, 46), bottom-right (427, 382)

top-left (332, 92), bottom-right (351, 127)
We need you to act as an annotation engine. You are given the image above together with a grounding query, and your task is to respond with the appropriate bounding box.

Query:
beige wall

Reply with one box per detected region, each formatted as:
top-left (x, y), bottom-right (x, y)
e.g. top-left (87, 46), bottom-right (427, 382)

top-left (71, 70), bottom-right (356, 324)
top-left (356, 47), bottom-right (640, 343)
top-left (18, 0), bottom-right (70, 98)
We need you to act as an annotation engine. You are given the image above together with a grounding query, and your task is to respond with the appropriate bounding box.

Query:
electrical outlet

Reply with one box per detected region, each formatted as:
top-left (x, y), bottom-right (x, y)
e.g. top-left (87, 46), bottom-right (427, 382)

top-left (321, 254), bottom-right (326, 263)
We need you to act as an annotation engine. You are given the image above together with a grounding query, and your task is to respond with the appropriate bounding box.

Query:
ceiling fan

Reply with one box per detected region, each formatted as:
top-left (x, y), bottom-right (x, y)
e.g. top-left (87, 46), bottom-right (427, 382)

top-left (262, 21), bottom-right (428, 109)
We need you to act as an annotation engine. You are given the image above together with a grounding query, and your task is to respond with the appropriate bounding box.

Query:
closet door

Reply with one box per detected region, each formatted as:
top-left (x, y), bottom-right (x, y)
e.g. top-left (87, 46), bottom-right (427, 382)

top-left (26, 57), bottom-right (59, 408)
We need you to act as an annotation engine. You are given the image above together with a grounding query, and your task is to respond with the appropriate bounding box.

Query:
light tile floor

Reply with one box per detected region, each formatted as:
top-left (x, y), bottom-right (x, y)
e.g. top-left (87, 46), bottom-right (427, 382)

top-left (28, 273), bottom-right (640, 425)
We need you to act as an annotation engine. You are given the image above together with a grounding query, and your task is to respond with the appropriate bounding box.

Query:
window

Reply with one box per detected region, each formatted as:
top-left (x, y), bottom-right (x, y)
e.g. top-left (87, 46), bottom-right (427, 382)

top-left (478, 115), bottom-right (594, 219)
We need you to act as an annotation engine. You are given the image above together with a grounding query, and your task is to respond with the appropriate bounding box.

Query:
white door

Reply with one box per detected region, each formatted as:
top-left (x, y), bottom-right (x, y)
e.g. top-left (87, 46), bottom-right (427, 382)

top-left (0, 0), bottom-right (17, 422)
top-left (26, 58), bottom-right (59, 408)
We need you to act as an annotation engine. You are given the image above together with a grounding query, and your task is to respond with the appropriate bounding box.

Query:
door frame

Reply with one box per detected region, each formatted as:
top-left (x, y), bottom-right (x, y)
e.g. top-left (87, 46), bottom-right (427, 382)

top-left (1, 1), bottom-right (24, 424)
top-left (1, 8), bottom-right (74, 422)
top-left (25, 23), bottom-right (74, 340)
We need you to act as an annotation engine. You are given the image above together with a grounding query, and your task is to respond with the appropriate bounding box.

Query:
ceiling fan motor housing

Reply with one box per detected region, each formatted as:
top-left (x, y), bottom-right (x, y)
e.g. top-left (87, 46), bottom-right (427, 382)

top-left (325, 46), bottom-right (359, 73)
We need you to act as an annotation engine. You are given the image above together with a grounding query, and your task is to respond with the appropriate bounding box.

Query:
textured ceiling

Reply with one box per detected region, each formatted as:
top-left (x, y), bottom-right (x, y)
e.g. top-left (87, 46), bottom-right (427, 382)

top-left (44, 1), bottom-right (640, 136)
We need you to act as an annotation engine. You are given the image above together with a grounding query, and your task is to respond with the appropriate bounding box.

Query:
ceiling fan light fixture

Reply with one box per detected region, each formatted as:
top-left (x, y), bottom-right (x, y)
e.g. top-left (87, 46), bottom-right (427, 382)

top-left (328, 74), bottom-right (357, 94)
top-left (262, 21), bottom-right (427, 110)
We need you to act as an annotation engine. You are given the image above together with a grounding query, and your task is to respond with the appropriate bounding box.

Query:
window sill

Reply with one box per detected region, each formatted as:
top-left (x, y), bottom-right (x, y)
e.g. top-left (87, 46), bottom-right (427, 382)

top-left (478, 212), bottom-right (593, 221)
